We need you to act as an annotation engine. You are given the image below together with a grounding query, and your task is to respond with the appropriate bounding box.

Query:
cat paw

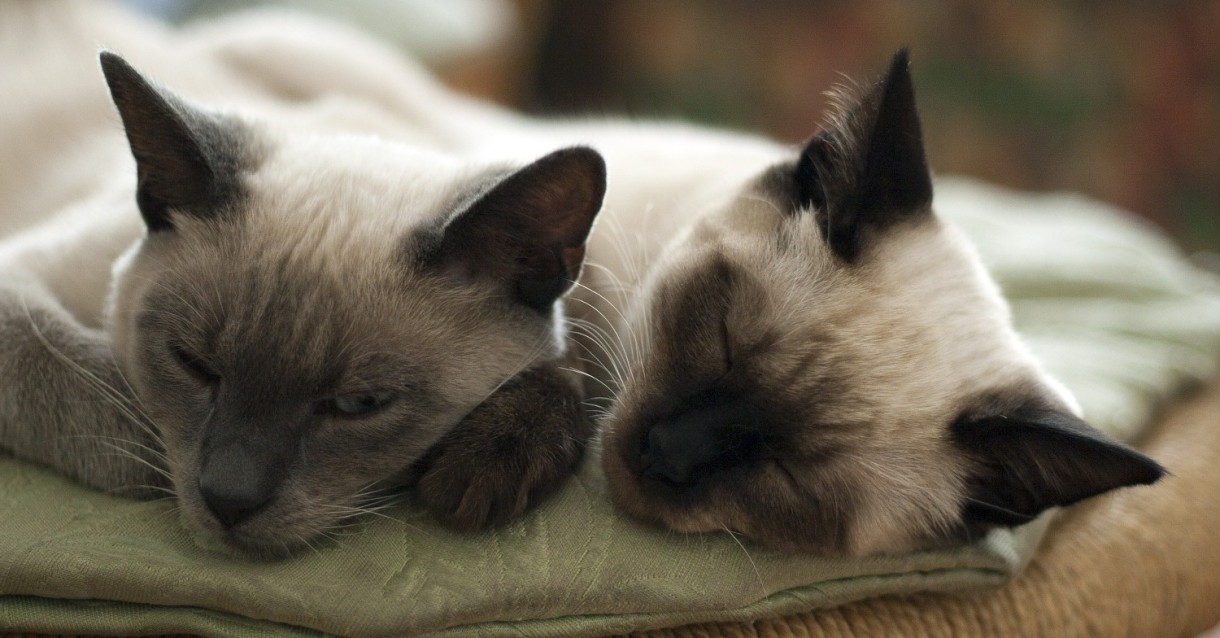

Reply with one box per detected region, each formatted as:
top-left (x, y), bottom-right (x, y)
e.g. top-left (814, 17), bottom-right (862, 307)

top-left (415, 362), bottom-right (590, 532)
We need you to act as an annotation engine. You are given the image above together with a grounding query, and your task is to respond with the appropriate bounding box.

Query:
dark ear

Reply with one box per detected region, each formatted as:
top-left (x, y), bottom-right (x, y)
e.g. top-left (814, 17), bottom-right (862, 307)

top-left (99, 51), bottom-right (251, 232)
top-left (431, 146), bottom-right (606, 311)
top-left (788, 48), bottom-right (934, 262)
top-left (953, 406), bottom-right (1165, 527)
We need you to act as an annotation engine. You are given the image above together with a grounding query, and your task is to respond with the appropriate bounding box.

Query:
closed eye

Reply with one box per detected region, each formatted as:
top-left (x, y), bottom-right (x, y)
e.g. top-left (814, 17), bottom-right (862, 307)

top-left (317, 391), bottom-right (395, 418)
top-left (720, 317), bottom-right (735, 375)
top-left (170, 343), bottom-right (220, 385)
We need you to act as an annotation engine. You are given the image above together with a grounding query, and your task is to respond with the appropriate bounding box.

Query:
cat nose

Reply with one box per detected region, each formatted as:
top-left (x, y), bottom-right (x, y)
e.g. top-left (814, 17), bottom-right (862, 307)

top-left (198, 443), bottom-right (277, 528)
top-left (641, 424), bottom-right (721, 484)
top-left (639, 394), bottom-right (761, 487)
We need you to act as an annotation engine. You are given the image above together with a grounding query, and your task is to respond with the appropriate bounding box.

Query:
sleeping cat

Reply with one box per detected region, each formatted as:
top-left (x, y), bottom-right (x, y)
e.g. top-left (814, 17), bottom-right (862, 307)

top-left (200, 13), bottom-right (1166, 555)
top-left (0, 3), bottom-right (601, 556)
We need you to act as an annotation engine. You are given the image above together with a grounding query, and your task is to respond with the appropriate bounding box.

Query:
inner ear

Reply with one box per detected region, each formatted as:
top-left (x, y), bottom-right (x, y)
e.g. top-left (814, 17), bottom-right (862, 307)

top-left (793, 131), bottom-right (831, 214)
top-left (953, 400), bottom-right (1165, 527)
top-left (100, 51), bottom-right (252, 231)
top-left (429, 146), bottom-right (607, 311)
top-left (772, 49), bottom-right (934, 263)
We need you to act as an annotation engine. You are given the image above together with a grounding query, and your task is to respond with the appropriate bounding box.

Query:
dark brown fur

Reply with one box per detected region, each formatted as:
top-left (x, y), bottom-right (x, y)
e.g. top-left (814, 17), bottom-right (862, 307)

top-left (414, 361), bottom-right (590, 531)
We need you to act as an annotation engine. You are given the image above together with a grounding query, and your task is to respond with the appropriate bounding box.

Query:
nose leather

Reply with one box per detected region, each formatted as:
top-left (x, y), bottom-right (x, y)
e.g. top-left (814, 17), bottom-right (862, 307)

top-left (643, 423), bottom-right (721, 484)
top-left (199, 442), bottom-right (276, 528)
top-left (197, 392), bottom-right (303, 529)
top-left (640, 393), bottom-right (760, 486)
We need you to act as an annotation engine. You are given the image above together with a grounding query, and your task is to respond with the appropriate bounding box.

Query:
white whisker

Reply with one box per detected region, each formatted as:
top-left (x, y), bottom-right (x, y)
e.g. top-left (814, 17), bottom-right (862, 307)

top-left (720, 525), bottom-right (765, 594)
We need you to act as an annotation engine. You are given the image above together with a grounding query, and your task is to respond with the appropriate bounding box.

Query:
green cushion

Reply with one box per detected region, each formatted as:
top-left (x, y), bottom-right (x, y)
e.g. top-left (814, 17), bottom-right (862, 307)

top-left (3, 177), bottom-right (1219, 637)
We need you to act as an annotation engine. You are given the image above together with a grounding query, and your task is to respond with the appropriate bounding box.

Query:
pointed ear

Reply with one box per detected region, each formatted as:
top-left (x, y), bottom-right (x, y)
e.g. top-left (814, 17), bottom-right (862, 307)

top-left (430, 146), bottom-right (606, 311)
top-left (99, 51), bottom-right (252, 232)
top-left (787, 48), bottom-right (934, 262)
top-left (953, 406), bottom-right (1165, 527)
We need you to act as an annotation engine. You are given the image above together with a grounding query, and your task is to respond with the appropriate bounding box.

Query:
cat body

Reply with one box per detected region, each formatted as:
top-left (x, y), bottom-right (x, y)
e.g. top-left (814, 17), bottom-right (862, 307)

top-left (0, 2), bottom-right (603, 556)
top-left (190, 10), bottom-right (1166, 555)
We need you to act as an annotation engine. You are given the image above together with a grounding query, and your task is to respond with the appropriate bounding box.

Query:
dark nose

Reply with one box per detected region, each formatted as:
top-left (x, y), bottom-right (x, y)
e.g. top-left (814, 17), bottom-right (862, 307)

top-left (639, 394), bottom-right (761, 486)
top-left (198, 443), bottom-right (276, 528)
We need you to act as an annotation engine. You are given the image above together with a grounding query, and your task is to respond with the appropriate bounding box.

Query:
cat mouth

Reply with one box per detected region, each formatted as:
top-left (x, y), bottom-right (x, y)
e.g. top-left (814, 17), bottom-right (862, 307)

top-left (611, 402), bottom-right (766, 494)
top-left (602, 416), bottom-right (838, 551)
top-left (179, 502), bottom-right (298, 559)
top-left (175, 479), bottom-right (357, 559)
top-left (183, 518), bottom-right (303, 560)
top-left (186, 509), bottom-right (350, 560)
top-left (601, 418), bottom-right (716, 523)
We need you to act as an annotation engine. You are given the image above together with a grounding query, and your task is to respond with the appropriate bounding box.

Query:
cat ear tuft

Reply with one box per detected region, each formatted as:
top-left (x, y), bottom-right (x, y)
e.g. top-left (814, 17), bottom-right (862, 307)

top-left (430, 146), bottom-right (607, 311)
top-left (100, 51), bottom-right (251, 231)
top-left (953, 404), bottom-right (1165, 527)
top-left (785, 48), bottom-right (934, 262)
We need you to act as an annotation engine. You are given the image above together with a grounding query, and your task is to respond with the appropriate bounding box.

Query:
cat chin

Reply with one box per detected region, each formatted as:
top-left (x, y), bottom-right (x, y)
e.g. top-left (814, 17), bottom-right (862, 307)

top-left (165, 460), bottom-right (354, 559)
top-left (602, 442), bottom-right (938, 557)
top-left (185, 526), bottom-right (304, 561)
top-left (181, 518), bottom-right (257, 560)
top-left (600, 424), bottom-right (757, 544)
top-left (178, 497), bottom-right (333, 560)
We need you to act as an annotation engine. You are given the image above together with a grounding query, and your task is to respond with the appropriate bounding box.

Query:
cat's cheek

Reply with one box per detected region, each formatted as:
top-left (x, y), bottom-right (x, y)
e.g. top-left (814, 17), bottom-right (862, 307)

top-left (599, 423), bottom-right (682, 528)
top-left (599, 418), bottom-right (790, 542)
top-left (135, 383), bottom-right (216, 532)
top-left (601, 450), bottom-right (727, 536)
top-left (307, 412), bottom-right (441, 478)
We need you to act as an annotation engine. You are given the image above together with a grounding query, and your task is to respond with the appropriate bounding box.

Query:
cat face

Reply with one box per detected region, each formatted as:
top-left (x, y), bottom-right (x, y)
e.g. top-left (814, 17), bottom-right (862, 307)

top-left (599, 51), bottom-right (1162, 556)
top-left (99, 53), bottom-right (605, 556)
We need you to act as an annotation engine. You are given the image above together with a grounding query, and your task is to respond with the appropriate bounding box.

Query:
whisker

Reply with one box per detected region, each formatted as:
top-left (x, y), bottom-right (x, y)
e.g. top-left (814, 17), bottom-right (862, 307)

top-left (565, 317), bottom-right (628, 378)
top-left (109, 485), bottom-right (178, 499)
top-left (19, 295), bottom-right (169, 462)
top-left (82, 438), bottom-right (174, 482)
top-left (566, 285), bottom-right (635, 382)
top-left (565, 315), bottom-right (630, 393)
top-left (294, 532), bottom-right (323, 557)
top-left (577, 255), bottom-right (648, 367)
top-left (720, 525), bottom-right (765, 595)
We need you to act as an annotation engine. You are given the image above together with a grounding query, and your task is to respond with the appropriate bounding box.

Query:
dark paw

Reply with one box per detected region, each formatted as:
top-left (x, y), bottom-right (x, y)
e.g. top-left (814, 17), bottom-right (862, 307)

top-left (416, 362), bottom-right (590, 532)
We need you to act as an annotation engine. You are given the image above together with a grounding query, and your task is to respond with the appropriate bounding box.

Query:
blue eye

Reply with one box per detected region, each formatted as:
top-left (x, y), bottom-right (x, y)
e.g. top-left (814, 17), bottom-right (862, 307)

top-left (321, 392), bottom-right (394, 417)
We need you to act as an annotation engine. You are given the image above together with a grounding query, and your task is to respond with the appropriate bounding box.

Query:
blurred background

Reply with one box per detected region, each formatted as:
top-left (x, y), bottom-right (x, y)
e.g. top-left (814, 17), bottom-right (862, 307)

top-left (131, 0), bottom-right (1220, 257)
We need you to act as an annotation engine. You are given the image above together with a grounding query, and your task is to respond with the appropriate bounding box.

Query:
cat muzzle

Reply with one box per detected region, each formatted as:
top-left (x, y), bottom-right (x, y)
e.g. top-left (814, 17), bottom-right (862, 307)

top-left (639, 395), bottom-right (763, 487)
top-left (197, 439), bottom-right (289, 528)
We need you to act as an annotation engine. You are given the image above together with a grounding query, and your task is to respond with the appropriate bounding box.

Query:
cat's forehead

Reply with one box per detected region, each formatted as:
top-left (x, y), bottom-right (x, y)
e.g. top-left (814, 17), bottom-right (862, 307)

top-left (684, 183), bottom-right (791, 250)
top-left (151, 243), bottom-right (432, 341)
top-left (245, 135), bottom-right (474, 231)
top-left (165, 133), bottom-right (503, 288)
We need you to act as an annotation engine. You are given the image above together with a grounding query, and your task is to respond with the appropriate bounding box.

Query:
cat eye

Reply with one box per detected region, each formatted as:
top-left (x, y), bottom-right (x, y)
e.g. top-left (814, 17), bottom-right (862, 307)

top-left (170, 344), bottom-right (220, 385)
top-left (318, 391), bottom-right (395, 418)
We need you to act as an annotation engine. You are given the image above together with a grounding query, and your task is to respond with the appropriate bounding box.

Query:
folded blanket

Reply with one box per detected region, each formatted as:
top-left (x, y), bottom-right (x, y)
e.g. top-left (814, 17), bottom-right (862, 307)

top-left (2, 177), bottom-right (1219, 637)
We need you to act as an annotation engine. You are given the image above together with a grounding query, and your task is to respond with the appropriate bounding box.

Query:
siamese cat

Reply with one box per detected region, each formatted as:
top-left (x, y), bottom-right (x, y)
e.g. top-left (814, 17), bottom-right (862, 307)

top-left (559, 57), bottom-right (1164, 555)
top-left (200, 13), bottom-right (1166, 556)
top-left (0, 3), bottom-right (603, 556)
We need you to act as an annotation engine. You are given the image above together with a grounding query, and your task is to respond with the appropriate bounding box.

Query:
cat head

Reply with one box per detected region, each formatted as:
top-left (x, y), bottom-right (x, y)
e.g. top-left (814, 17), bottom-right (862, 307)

top-left (599, 51), bottom-right (1163, 555)
top-left (98, 53), bottom-right (605, 557)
